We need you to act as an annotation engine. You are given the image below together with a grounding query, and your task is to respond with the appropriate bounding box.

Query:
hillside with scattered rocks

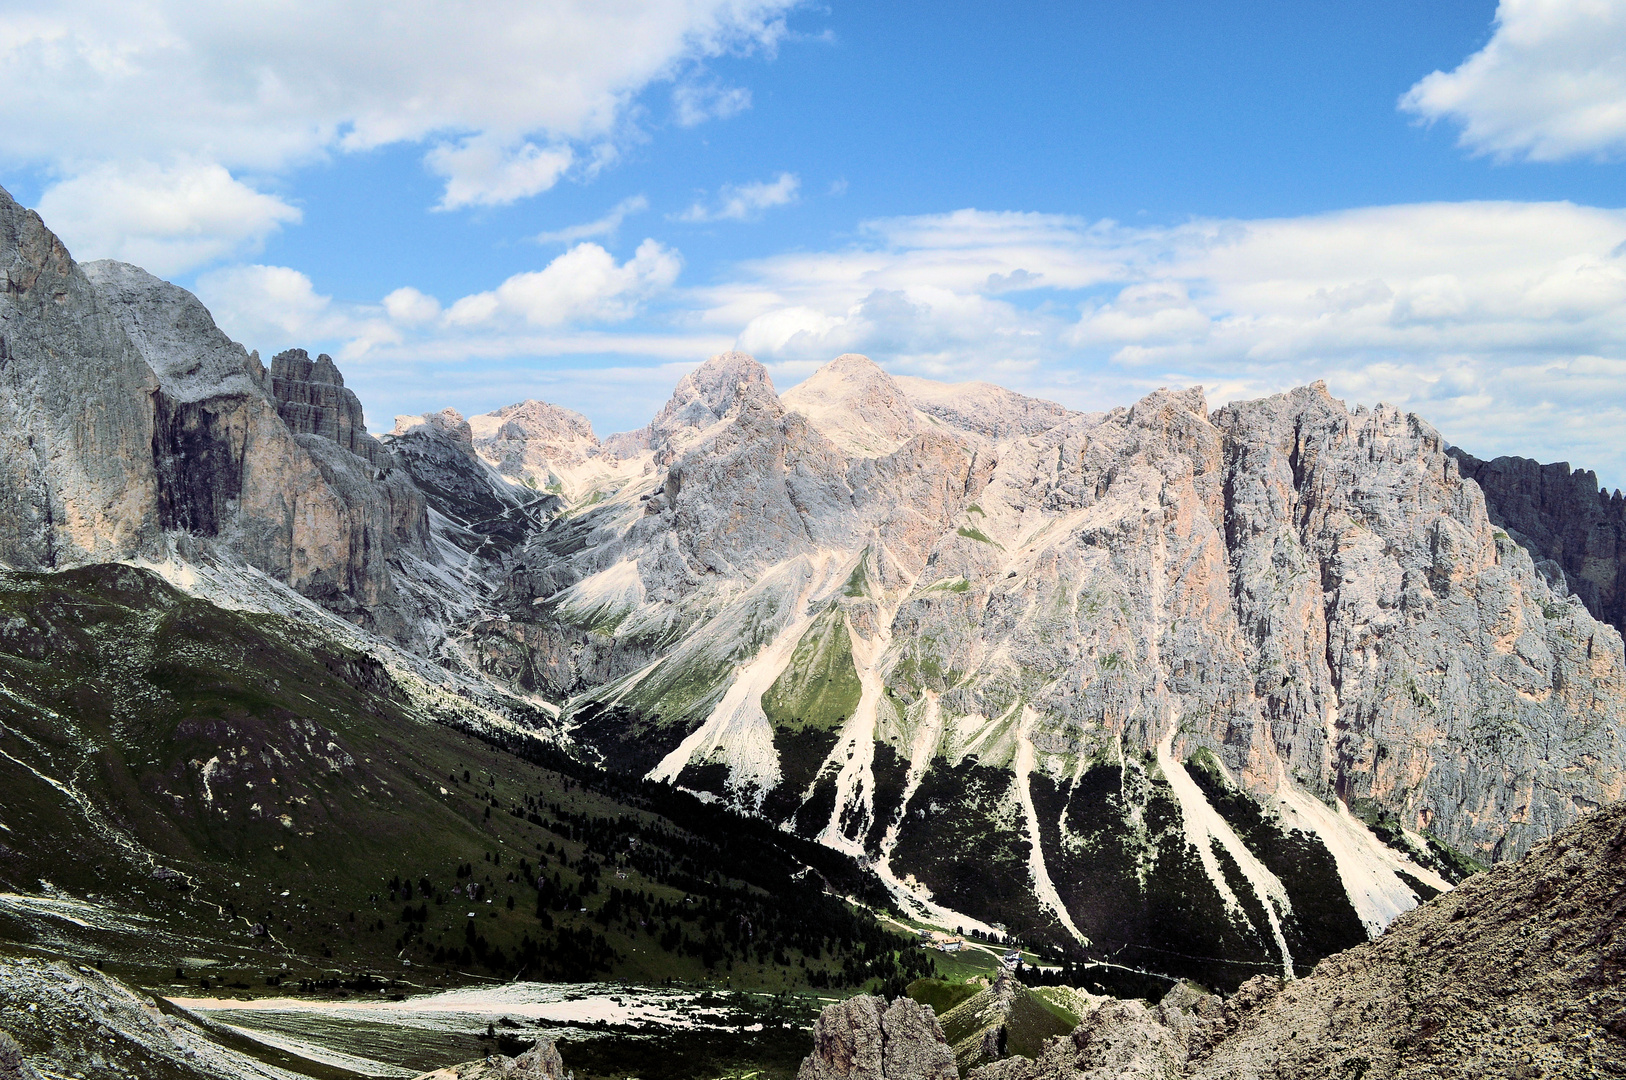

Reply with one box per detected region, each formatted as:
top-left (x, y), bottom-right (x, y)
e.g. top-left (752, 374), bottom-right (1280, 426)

top-left (794, 799), bottom-right (1626, 1079)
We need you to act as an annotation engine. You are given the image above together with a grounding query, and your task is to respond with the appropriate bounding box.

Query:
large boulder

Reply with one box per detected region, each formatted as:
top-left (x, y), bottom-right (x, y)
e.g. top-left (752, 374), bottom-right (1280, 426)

top-left (798, 995), bottom-right (958, 1080)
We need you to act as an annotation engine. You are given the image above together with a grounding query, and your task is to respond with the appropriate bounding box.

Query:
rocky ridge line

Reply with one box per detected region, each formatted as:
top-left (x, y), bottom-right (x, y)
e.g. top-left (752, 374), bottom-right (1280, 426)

top-left (1451, 446), bottom-right (1626, 635)
top-left (471, 350), bottom-right (1626, 982)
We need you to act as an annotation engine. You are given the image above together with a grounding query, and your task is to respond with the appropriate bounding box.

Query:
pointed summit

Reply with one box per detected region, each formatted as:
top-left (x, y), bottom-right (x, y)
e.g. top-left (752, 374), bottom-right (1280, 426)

top-left (782, 353), bottom-right (920, 457)
top-left (639, 350), bottom-right (781, 457)
top-left (666, 350), bottom-right (776, 420)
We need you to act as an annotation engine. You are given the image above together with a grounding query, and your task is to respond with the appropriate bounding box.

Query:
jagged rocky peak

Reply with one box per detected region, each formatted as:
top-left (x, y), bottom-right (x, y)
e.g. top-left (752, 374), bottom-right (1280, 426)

top-left (652, 350), bottom-right (781, 453)
top-left (590, 350), bottom-right (777, 463)
top-left (394, 406), bottom-right (475, 447)
top-left (270, 347), bottom-right (386, 466)
top-left (781, 353), bottom-right (922, 457)
top-left (1450, 446), bottom-right (1626, 634)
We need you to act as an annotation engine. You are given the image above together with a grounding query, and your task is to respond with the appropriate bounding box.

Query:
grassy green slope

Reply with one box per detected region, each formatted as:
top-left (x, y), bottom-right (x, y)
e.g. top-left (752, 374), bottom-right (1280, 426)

top-left (760, 606), bottom-right (863, 735)
top-left (0, 565), bottom-right (928, 1000)
top-left (922, 973), bottom-right (1079, 1076)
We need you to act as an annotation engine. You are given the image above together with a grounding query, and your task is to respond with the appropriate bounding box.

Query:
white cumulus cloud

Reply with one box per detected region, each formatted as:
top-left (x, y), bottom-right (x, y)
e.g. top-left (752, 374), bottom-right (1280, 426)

top-left (1401, 0), bottom-right (1626, 160)
top-left (0, 0), bottom-right (797, 268)
top-left (195, 264), bottom-right (382, 352)
top-left (444, 239), bottom-right (682, 327)
top-left (383, 287), bottom-right (441, 325)
top-left (426, 137), bottom-right (576, 210)
top-left (35, 160), bottom-right (299, 276)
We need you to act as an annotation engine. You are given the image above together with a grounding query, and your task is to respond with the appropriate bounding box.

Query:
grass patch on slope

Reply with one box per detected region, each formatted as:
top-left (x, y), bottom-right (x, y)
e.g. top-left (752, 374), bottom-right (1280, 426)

top-left (760, 607), bottom-right (863, 734)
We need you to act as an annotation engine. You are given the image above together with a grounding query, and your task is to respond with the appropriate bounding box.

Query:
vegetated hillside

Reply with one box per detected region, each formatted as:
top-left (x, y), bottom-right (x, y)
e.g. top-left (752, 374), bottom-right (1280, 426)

top-left (0, 564), bottom-right (926, 996)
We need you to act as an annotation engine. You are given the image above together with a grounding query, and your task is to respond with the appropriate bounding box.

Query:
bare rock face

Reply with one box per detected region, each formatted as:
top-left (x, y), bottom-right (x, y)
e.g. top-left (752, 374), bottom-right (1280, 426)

top-left (0, 188), bottom-right (441, 644)
top-left (86, 263), bottom-right (363, 582)
top-left (270, 347), bottom-right (388, 467)
top-left (0, 955), bottom-right (288, 1079)
top-left (1451, 447), bottom-right (1626, 634)
top-left (783, 353), bottom-right (923, 457)
top-left (82, 262), bottom-right (433, 641)
top-left (892, 374), bottom-right (1078, 440)
top-left (469, 399), bottom-right (600, 486)
top-left (482, 351), bottom-right (1626, 988)
top-left (0, 185), bottom-right (159, 568)
top-left (798, 995), bottom-right (958, 1080)
top-left (413, 1043), bottom-right (565, 1080)
top-left (0, 1032), bottom-right (43, 1080)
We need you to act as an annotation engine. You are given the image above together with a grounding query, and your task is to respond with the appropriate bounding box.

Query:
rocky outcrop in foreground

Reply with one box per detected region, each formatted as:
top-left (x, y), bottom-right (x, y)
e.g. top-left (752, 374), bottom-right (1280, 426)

top-left (801, 800), bottom-right (1626, 1079)
top-left (0, 955), bottom-right (291, 1080)
top-left (798, 995), bottom-right (958, 1080)
top-left (412, 1043), bottom-right (565, 1080)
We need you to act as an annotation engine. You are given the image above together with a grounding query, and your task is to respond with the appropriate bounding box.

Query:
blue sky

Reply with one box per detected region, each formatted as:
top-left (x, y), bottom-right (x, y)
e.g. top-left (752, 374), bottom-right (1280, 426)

top-left (3, 1), bottom-right (1626, 488)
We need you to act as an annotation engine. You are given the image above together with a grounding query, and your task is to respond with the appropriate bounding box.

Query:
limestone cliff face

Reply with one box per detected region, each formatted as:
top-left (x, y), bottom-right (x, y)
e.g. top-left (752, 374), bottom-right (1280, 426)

top-left (1450, 447), bottom-right (1626, 635)
top-left (474, 351), bottom-right (1626, 986)
top-left (0, 187), bottom-right (158, 567)
top-left (82, 263), bottom-right (434, 638)
top-left (0, 187), bottom-right (440, 643)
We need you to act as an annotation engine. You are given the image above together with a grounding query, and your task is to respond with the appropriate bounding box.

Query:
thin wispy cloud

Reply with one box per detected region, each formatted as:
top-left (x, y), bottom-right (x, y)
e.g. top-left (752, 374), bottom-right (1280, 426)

top-left (672, 81), bottom-right (753, 127)
top-left (535, 196), bottom-right (651, 245)
top-left (675, 172), bottom-right (800, 223)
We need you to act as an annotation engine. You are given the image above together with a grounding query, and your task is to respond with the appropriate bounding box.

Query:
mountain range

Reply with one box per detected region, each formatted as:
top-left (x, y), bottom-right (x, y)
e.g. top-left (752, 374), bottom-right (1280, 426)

top-left (2, 182), bottom-right (1625, 994)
